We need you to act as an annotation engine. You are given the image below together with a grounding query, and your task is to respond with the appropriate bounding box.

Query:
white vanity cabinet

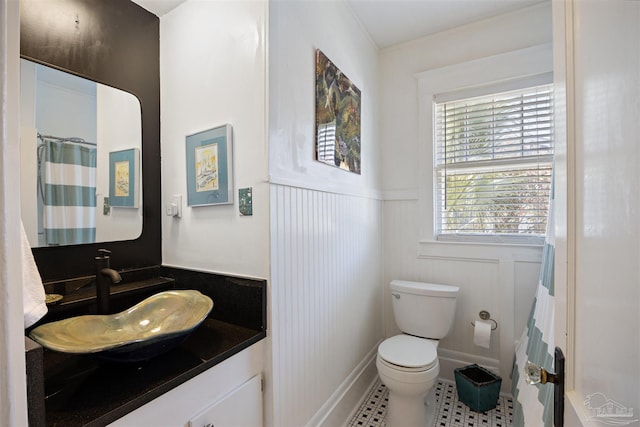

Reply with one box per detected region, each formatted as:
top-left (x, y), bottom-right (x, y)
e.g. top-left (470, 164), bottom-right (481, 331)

top-left (108, 341), bottom-right (264, 427)
top-left (188, 374), bottom-right (262, 427)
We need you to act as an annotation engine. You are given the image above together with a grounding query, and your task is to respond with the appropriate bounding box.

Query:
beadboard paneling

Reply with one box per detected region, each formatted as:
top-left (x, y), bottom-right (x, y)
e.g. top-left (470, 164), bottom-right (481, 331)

top-left (270, 184), bottom-right (383, 427)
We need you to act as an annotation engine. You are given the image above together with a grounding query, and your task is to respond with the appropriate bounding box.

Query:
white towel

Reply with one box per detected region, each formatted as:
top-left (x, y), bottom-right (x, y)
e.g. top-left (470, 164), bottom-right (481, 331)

top-left (21, 221), bottom-right (47, 328)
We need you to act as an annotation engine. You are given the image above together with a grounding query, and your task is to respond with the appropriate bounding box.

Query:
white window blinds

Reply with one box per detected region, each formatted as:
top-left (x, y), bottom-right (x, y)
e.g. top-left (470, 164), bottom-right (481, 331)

top-left (434, 83), bottom-right (553, 243)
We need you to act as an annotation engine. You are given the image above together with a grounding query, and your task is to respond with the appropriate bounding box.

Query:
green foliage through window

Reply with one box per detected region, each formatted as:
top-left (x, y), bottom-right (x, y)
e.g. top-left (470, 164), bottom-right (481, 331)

top-left (435, 84), bottom-right (553, 241)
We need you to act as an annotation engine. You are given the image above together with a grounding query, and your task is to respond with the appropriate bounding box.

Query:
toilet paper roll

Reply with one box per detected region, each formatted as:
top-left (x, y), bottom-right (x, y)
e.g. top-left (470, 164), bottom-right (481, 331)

top-left (473, 320), bottom-right (492, 349)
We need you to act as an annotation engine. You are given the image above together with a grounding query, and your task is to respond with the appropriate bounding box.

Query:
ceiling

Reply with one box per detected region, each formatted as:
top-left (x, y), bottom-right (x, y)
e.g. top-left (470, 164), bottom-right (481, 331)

top-left (132, 0), bottom-right (186, 17)
top-left (133, 0), bottom-right (545, 49)
top-left (346, 0), bottom-right (545, 48)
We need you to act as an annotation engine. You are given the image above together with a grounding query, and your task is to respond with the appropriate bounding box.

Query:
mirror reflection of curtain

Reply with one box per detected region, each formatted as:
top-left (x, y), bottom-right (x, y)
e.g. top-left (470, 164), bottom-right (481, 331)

top-left (40, 138), bottom-right (97, 245)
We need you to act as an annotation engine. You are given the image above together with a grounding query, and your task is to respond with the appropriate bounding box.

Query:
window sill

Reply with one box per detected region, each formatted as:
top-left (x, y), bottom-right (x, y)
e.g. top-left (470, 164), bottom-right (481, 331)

top-left (418, 238), bottom-right (544, 262)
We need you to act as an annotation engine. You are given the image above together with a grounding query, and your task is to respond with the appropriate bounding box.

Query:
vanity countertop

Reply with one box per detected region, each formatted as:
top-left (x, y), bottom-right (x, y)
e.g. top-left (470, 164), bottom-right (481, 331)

top-left (43, 318), bottom-right (265, 427)
top-left (31, 266), bottom-right (267, 427)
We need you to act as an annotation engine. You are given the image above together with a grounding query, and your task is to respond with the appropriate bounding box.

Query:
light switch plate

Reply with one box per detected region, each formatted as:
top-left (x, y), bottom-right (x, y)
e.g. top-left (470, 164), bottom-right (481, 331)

top-left (172, 194), bottom-right (182, 218)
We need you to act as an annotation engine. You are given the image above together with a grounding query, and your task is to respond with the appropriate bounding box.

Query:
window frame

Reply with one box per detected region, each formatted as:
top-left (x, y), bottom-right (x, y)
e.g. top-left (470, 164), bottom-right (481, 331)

top-left (434, 81), bottom-right (554, 244)
top-left (415, 44), bottom-right (554, 253)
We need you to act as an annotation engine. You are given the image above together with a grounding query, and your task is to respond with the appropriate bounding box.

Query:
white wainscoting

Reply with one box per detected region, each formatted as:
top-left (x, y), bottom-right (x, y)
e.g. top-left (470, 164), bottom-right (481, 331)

top-left (269, 184), bottom-right (384, 427)
top-left (383, 198), bottom-right (542, 392)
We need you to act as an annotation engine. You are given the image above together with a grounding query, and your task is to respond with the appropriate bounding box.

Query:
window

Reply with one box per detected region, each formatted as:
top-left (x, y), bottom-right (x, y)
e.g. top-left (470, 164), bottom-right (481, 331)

top-left (434, 83), bottom-right (553, 244)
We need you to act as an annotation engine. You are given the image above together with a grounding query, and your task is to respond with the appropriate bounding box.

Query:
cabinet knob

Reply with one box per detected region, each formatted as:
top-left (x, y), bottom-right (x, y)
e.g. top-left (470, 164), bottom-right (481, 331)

top-left (204, 423), bottom-right (215, 427)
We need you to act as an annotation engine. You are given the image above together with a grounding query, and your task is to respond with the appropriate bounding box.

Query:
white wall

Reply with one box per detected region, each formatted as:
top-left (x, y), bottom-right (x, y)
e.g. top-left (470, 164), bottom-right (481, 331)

top-left (162, 2), bottom-right (382, 426)
top-left (378, 2), bottom-right (553, 391)
top-left (160, 5), bottom-right (270, 424)
top-left (160, 0), bottom-right (269, 280)
top-left (268, 1), bottom-right (383, 425)
top-left (0, 0), bottom-right (29, 424)
top-left (269, 2), bottom-right (380, 197)
top-left (564, 0), bottom-right (640, 422)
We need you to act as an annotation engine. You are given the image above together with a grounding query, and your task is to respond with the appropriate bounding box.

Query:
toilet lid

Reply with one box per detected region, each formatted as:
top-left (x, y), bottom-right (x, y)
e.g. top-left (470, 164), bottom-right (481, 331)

top-left (378, 335), bottom-right (438, 369)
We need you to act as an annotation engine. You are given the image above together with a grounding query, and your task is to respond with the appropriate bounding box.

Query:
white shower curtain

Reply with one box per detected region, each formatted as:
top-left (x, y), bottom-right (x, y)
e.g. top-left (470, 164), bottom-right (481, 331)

top-left (511, 178), bottom-right (555, 426)
top-left (42, 139), bottom-right (97, 245)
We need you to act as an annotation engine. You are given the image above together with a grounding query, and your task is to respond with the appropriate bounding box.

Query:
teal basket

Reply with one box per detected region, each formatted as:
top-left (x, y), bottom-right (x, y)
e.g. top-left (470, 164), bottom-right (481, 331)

top-left (454, 364), bottom-right (502, 413)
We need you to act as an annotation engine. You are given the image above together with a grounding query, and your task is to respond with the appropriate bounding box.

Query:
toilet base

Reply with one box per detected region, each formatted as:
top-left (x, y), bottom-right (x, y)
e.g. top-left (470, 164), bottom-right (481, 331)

top-left (386, 386), bottom-right (436, 427)
top-left (376, 335), bottom-right (441, 427)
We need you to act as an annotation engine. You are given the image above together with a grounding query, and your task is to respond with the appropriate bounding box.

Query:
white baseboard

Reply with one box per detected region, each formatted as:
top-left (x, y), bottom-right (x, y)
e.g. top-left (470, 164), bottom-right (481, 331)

top-left (307, 340), bottom-right (382, 427)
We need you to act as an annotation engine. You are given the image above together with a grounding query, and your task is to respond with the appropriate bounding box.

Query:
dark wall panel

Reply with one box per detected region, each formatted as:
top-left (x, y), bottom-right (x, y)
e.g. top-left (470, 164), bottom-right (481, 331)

top-left (21, 0), bottom-right (161, 279)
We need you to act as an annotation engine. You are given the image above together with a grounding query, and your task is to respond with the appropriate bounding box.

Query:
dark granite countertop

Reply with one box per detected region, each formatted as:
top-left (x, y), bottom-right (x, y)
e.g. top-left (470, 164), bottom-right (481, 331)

top-left (30, 266), bottom-right (267, 427)
top-left (44, 319), bottom-right (265, 427)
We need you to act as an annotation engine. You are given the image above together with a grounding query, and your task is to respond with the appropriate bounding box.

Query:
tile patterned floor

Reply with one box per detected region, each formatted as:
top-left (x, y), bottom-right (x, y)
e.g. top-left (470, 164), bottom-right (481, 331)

top-left (348, 378), bottom-right (513, 427)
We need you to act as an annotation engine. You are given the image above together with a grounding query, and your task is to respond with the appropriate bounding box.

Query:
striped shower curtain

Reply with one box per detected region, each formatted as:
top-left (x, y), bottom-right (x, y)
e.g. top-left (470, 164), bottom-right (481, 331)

top-left (42, 139), bottom-right (97, 245)
top-left (511, 179), bottom-right (555, 425)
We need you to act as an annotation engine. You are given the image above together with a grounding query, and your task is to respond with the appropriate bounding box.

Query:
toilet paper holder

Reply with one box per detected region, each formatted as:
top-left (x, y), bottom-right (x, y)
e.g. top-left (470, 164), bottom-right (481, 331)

top-left (471, 310), bottom-right (498, 331)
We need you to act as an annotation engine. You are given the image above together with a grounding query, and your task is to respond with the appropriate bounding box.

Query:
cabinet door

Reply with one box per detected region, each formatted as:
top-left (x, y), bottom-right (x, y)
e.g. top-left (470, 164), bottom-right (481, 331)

top-left (189, 374), bottom-right (262, 427)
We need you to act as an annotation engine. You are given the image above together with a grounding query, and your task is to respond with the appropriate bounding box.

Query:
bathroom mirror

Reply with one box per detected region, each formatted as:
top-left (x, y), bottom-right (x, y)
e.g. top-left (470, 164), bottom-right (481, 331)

top-left (21, 0), bottom-right (161, 280)
top-left (20, 59), bottom-right (143, 247)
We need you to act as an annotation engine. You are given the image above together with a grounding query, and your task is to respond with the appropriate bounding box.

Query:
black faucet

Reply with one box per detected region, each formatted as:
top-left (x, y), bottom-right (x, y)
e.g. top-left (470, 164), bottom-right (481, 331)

top-left (95, 249), bottom-right (122, 315)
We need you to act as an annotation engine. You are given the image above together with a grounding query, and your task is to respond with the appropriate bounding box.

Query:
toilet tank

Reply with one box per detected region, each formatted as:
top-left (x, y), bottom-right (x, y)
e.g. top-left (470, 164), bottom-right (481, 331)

top-left (390, 280), bottom-right (459, 339)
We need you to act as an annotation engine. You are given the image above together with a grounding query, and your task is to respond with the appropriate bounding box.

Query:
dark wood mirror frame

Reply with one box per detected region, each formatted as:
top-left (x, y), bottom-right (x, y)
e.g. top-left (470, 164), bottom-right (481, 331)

top-left (20, 0), bottom-right (161, 280)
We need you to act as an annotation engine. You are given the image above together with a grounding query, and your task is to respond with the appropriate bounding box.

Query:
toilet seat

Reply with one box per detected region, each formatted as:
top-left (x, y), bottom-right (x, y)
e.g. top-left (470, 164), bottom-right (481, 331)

top-left (378, 335), bottom-right (438, 372)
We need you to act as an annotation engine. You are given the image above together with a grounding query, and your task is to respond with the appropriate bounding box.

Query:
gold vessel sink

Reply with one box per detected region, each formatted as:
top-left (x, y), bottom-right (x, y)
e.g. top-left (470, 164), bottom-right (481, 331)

top-left (30, 290), bottom-right (213, 361)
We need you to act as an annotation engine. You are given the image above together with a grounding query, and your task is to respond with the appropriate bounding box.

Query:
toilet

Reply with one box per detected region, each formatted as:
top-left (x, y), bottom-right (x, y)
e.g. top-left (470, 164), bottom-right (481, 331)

top-left (376, 280), bottom-right (459, 427)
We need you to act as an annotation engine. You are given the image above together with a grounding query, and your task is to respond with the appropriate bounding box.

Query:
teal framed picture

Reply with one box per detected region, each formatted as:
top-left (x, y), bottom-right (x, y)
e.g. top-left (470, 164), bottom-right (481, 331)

top-left (186, 124), bottom-right (233, 206)
top-left (109, 148), bottom-right (140, 208)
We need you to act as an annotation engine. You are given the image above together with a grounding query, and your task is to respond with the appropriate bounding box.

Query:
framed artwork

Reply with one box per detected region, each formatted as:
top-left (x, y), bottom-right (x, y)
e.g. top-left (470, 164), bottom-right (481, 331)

top-left (109, 148), bottom-right (140, 208)
top-left (315, 49), bottom-right (361, 174)
top-left (186, 124), bottom-right (233, 206)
